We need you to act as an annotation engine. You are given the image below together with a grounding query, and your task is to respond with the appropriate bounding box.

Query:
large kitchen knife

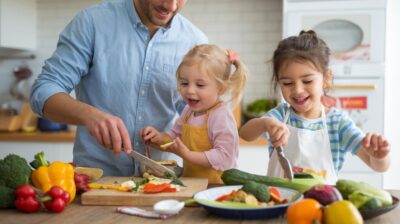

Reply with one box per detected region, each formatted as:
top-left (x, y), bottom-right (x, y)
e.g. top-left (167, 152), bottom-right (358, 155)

top-left (275, 146), bottom-right (294, 180)
top-left (128, 150), bottom-right (177, 178)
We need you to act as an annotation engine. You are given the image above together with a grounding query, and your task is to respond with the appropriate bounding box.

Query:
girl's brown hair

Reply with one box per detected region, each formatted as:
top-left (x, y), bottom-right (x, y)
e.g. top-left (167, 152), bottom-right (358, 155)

top-left (176, 44), bottom-right (248, 108)
top-left (272, 30), bottom-right (331, 92)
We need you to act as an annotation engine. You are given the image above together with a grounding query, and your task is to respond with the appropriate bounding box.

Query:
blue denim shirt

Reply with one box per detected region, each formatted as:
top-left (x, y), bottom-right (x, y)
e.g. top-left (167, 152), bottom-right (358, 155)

top-left (30, 0), bottom-right (207, 176)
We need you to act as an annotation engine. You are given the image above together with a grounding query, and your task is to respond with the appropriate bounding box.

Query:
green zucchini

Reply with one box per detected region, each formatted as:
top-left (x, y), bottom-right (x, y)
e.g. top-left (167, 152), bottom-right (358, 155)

top-left (241, 181), bottom-right (270, 202)
top-left (221, 169), bottom-right (323, 193)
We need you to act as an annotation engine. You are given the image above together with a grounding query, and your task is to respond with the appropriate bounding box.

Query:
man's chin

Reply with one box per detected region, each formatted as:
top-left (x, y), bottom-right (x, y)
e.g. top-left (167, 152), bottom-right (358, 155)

top-left (150, 16), bottom-right (173, 27)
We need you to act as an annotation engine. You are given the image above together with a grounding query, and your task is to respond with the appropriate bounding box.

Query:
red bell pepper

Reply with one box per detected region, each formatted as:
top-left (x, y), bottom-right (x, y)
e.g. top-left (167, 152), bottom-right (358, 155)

top-left (215, 190), bottom-right (237, 202)
top-left (42, 186), bottom-right (70, 213)
top-left (14, 184), bottom-right (41, 213)
top-left (143, 183), bottom-right (177, 194)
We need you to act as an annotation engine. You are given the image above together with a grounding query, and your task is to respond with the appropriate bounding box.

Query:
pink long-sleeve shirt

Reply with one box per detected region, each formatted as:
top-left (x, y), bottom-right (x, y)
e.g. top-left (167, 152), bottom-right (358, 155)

top-left (166, 104), bottom-right (239, 170)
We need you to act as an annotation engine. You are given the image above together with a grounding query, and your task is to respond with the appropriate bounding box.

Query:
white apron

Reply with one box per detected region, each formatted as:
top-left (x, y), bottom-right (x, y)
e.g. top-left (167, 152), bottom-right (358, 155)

top-left (267, 106), bottom-right (338, 184)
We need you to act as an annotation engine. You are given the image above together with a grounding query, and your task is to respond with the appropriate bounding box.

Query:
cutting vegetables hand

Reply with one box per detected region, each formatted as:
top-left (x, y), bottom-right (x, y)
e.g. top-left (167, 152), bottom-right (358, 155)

top-left (84, 110), bottom-right (132, 155)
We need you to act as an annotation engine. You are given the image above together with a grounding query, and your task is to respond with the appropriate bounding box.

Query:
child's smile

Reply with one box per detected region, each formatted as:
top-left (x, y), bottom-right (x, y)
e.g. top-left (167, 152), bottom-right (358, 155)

top-left (187, 98), bottom-right (200, 107)
top-left (292, 95), bottom-right (309, 106)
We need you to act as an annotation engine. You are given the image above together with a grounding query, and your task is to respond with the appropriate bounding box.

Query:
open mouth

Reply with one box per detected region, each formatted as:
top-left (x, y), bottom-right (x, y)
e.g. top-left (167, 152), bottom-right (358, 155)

top-left (187, 99), bottom-right (200, 107)
top-left (154, 7), bottom-right (170, 20)
top-left (292, 96), bottom-right (309, 106)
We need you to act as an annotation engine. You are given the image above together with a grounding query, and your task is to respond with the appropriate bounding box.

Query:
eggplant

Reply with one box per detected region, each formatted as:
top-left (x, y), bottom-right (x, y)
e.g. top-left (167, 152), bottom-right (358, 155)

top-left (303, 184), bottom-right (343, 206)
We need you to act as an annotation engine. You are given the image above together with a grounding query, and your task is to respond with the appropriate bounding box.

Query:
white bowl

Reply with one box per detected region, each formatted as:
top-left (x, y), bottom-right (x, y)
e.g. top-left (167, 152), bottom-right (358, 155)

top-left (153, 199), bottom-right (184, 215)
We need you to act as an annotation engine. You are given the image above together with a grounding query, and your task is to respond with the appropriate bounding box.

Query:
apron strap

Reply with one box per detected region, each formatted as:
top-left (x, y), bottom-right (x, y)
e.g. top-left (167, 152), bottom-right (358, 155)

top-left (204, 101), bottom-right (223, 125)
top-left (183, 101), bottom-right (223, 125)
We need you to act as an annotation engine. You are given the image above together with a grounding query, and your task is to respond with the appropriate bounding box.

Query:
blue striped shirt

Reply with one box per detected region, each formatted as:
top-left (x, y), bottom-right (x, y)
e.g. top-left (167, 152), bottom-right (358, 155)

top-left (263, 103), bottom-right (364, 172)
top-left (30, 0), bottom-right (207, 176)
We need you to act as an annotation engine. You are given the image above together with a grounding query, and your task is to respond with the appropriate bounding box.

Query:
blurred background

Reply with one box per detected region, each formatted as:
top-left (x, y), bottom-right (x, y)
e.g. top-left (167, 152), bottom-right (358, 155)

top-left (0, 0), bottom-right (398, 189)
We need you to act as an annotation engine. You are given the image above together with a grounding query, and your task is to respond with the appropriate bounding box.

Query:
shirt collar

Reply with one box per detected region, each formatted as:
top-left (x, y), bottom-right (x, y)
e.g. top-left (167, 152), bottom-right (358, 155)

top-left (126, 0), bottom-right (142, 28)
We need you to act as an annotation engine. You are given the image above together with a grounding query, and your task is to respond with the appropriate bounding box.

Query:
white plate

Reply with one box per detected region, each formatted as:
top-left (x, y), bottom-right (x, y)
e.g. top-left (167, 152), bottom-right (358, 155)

top-left (193, 185), bottom-right (303, 219)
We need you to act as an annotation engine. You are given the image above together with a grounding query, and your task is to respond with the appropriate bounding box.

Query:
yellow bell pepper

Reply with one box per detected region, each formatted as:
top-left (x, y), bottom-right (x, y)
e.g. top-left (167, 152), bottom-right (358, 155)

top-left (88, 183), bottom-right (130, 192)
top-left (324, 200), bottom-right (364, 224)
top-left (31, 161), bottom-right (76, 203)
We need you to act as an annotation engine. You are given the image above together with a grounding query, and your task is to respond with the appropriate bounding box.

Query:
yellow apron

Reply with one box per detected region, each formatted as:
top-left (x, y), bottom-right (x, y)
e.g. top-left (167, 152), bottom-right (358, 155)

top-left (181, 103), bottom-right (223, 184)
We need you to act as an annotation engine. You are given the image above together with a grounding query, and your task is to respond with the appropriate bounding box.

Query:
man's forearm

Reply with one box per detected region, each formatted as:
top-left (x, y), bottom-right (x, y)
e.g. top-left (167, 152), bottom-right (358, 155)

top-left (43, 92), bottom-right (100, 126)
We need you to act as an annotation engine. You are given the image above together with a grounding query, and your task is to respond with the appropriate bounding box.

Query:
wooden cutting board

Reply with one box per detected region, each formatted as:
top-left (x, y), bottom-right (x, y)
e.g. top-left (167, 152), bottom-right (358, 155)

top-left (81, 176), bottom-right (208, 206)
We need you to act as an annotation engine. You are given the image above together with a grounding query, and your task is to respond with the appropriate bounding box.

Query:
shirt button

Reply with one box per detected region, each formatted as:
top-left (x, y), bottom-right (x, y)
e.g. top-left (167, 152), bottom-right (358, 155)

top-left (135, 142), bottom-right (139, 146)
top-left (141, 90), bottom-right (145, 95)
top-left (145, 66), bottom-right (149, 70)
top-left (138, 116), bottom-right (142, 120)
top-left (149, 43), bottom-right (152, 47)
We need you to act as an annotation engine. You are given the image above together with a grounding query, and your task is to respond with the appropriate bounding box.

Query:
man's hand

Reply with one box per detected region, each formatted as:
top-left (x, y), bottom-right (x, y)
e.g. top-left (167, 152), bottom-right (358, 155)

top-left (85, 112), bottom-right (132, 155)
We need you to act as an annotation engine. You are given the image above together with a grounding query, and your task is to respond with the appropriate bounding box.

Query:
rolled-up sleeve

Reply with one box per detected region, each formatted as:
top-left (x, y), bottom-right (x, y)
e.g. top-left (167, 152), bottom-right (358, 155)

top-left (204, 107), bottom-right (239, 170)
top-left (29, 10), bottom-right (94, 117)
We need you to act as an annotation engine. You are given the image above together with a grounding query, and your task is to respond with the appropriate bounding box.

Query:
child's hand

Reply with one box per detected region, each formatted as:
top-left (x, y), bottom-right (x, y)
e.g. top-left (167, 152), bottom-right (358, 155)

top-left (361, 133), bottom-right (390, 159)
top-left (265, 117), bottom-right (290, 148)
top-left (140, 126), bottom-right (163, 145)
top-left (161, 137), bottom-right (189, 157)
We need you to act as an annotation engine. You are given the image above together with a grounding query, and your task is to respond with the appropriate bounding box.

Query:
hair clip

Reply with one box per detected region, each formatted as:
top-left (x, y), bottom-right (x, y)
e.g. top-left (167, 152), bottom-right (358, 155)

top-left (226, 49), bottom-right (239, 64)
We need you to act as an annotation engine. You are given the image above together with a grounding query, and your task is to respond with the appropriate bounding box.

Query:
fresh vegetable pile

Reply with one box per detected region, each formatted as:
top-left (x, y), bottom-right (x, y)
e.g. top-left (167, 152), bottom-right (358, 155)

top-left (221, 169), bottom-right (395, 223)
top-left (214, 182), bottom-right (288, 207)
top-left (91, 172), bottom-right (185, 194)
top-left (0, 151), bottom-right (83, 213)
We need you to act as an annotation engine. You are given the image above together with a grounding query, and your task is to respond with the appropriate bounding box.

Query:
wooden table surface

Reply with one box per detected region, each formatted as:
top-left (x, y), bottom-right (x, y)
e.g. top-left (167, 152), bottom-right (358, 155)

top-left (1, 190), bottom-right (398, 224)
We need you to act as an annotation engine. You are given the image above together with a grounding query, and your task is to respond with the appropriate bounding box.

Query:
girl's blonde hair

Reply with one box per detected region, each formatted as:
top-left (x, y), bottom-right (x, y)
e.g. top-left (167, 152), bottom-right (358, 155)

top-left (176, 44), bottom-right (248, 108)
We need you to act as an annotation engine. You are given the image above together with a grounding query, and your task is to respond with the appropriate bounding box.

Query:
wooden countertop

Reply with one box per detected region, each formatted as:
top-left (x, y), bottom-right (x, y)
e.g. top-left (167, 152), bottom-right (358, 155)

top-left (0, 131), bottom-right (75, 142)
top-left (1, 190), bottom-right (398, 224)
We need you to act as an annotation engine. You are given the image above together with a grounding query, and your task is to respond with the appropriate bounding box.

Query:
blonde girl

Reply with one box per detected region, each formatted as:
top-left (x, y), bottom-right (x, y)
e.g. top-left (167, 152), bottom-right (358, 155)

top-left (141, 44), bottom-right (247, 183)
top-left (240, 31), bottom-right (390, 184)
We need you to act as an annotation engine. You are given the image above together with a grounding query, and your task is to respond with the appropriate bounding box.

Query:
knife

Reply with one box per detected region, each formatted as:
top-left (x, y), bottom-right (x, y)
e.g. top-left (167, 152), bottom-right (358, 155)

top-left (275, 146), bottom-right (294, 180)
top-left (128, 150), bottom-right (177, 178)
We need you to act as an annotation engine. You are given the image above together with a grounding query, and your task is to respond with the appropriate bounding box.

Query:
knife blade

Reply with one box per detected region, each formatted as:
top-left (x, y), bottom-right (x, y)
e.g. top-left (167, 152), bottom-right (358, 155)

top-left (275, 146), bottom-right (294, 180)
top-left (128, 150), bottom-right (177, 178)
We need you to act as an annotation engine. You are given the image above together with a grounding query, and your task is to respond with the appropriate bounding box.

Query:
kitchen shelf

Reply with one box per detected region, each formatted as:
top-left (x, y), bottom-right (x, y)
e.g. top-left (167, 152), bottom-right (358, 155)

top-left (0, 131), bottom-right (75, 142)
top-left (239, 138), bottom-right (267, 145)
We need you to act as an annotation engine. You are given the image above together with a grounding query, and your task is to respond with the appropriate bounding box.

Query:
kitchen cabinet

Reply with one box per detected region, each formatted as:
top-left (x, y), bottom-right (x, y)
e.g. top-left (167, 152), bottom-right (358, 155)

top-left (0, 0), bottom-right (36, 51)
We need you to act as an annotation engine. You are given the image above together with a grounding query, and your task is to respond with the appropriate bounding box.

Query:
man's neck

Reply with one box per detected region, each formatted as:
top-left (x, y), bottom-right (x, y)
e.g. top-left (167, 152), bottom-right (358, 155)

top-left (133, 0), bottom-right (159, 38)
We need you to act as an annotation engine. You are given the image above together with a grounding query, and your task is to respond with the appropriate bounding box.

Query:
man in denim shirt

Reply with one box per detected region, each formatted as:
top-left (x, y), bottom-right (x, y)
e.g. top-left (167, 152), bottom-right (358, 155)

top-left (30, 0), bottom-right (207, 176)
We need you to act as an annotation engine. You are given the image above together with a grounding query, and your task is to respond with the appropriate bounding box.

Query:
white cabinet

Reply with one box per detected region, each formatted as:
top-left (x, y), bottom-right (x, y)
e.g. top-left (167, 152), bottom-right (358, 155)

top-left (0, 0), bottom-right (36, 51)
